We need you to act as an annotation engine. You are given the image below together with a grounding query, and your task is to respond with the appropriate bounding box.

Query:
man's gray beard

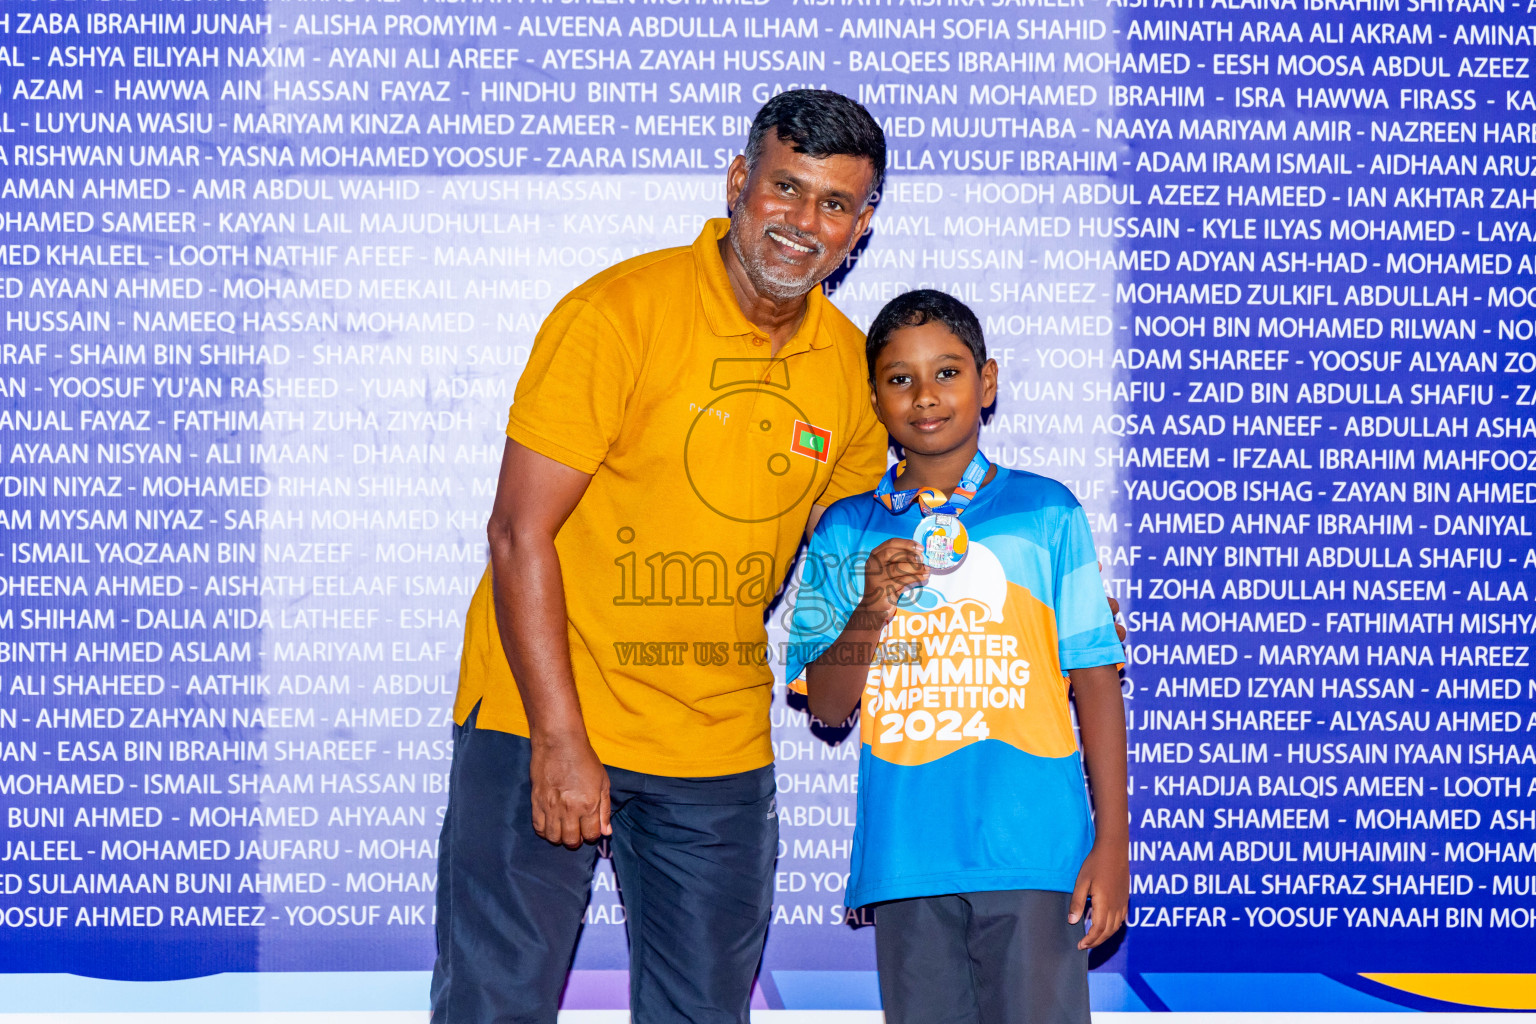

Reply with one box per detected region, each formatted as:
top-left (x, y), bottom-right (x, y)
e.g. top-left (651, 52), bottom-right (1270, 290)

top-left (729, 223), bottom-right (832, 302)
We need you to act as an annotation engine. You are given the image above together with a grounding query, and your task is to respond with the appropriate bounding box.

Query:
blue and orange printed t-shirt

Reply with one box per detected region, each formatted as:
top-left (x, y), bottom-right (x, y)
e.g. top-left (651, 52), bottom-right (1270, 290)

top-left (785, 467), bottom-right (1124, 908)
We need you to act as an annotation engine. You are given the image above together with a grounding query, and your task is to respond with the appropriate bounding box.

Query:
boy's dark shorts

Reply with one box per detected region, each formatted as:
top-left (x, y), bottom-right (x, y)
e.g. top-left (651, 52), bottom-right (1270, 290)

top-left (875, 889), bottom-right (1089, 1024)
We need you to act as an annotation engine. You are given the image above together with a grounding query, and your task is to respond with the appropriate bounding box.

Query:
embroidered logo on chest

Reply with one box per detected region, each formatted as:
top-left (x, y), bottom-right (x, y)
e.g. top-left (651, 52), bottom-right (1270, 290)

top-left (790, 420), bottom-right (831, 463)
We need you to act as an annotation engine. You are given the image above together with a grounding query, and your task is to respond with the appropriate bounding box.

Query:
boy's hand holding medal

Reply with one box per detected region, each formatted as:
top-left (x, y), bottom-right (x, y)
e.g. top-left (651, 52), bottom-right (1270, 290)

top-left (856, 537), bottom-right (929, 626)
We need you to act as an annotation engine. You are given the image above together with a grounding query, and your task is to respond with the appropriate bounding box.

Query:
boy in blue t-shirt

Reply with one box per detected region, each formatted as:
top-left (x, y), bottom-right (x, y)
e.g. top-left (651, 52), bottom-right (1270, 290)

top-left (785, 289), bottom-right (1128, 1024)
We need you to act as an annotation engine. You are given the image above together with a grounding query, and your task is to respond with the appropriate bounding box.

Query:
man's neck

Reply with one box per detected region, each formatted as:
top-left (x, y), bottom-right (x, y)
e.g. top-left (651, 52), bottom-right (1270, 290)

top-left (898, 438), bottom-right (989, 496)
top-left (718, 235), bottom-right (808, 354)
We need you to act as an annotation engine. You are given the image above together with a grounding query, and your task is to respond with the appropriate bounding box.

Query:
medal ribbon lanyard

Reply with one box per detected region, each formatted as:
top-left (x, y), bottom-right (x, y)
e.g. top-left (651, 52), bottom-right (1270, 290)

top-left (874, 449), bottom-right (991, 519)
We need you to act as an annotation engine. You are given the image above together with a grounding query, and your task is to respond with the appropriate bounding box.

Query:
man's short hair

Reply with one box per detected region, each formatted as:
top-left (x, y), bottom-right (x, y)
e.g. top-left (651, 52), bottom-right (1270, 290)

top-left (865, 289), bottom-right (987, 384)
top-left (744, 90), bottom-right (886, 202)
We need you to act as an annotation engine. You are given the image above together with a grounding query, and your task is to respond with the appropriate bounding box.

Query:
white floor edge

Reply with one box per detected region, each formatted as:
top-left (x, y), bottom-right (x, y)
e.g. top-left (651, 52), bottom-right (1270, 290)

top-left (2, 1013), bottom-right (1535, 1022)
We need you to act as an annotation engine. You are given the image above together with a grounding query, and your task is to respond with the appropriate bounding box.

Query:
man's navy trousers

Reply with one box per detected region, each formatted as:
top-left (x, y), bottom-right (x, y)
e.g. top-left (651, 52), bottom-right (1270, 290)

top-left (430, 706), bottom-right (778, 1024)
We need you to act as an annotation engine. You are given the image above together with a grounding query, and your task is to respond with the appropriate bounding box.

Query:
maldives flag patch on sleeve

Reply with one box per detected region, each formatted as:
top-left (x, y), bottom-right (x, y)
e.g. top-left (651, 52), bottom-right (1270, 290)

top-left (790, 420), bottom-right (831, 463)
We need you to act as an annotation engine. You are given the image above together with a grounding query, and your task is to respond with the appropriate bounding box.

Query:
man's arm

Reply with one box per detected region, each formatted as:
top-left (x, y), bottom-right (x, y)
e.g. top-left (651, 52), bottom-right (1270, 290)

top-left (1066, 664), bottom-right (1129, 948)
top-left (804, 503), bottom-right (829, 543)
top-left (486, 437), bottom-right (608, 849)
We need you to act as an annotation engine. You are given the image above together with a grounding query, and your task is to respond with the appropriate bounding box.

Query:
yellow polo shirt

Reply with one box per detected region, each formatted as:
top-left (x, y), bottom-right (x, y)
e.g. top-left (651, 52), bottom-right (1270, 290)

top-left (454, 218), bottom-right (888, 776)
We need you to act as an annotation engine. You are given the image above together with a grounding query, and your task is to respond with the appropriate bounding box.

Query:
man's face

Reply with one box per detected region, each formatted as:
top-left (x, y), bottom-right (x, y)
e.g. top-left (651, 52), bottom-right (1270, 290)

top-left (725, 133), bottom-right (877, 302)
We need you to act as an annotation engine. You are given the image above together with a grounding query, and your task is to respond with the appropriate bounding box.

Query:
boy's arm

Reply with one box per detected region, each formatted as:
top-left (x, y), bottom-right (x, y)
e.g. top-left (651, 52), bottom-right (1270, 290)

top-left (1067, 663), bottom-right (1129, 949)
top-left (803, 611), bottom-right (879, 726)
top-left (804, 538), bottom-right (927, 725)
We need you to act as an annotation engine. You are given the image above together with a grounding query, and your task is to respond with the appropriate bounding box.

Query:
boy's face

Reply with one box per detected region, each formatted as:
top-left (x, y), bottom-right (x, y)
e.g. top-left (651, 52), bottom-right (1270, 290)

top-left (869, 321), bottom-right (998, 458)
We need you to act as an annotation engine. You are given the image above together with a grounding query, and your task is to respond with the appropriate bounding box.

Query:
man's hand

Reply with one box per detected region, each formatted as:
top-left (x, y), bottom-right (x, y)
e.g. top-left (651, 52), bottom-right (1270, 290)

top-left (529, 732), bottom-right (612, 849)
top-left (859, 538), bottom-right (928, 622)
top-left (1100, 562), bottom-right (1127, 642)
top-left (1068, 840), bottom-right (1129, 949)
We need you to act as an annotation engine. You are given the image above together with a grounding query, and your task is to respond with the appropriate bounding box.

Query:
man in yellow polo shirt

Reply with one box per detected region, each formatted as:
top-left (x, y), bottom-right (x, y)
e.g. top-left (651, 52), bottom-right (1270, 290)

top-left (431, 91), bottom-right (890, 1024)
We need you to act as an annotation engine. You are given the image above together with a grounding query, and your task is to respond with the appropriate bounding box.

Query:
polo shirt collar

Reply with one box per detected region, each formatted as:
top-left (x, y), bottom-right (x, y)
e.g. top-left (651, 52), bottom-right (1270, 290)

top-left (694, 217), bottom-right (830, 352)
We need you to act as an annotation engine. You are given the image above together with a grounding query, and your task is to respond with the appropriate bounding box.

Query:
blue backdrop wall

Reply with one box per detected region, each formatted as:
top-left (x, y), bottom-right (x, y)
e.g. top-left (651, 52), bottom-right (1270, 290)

top-left (1, 0), bottom-right (1535, 1013)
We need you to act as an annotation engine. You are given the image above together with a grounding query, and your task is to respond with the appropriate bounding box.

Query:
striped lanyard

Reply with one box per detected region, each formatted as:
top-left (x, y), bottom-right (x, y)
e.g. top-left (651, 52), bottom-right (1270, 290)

top-left (874, 449), bottom-right (991, 518)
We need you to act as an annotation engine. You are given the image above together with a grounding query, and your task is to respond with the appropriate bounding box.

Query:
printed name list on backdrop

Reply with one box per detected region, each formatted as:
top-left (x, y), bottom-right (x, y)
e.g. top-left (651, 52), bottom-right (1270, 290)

top-left (1, 0), bottom-right (1535, 1012)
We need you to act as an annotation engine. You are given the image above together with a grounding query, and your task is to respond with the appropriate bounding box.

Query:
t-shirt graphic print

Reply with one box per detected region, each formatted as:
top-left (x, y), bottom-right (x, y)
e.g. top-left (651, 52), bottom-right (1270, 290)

top-left (786, 468), bottom-right (1123, 908)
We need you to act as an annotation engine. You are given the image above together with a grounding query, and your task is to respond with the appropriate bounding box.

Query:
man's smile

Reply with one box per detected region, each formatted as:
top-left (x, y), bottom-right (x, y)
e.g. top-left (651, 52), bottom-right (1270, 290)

top-left (766, 228), bottom-right (819, 255)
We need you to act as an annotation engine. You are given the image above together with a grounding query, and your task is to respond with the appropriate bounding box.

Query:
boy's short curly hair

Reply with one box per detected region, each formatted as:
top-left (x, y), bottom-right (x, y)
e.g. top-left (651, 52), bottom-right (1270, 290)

top-left (865, 289), bottom-right (987, 384)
